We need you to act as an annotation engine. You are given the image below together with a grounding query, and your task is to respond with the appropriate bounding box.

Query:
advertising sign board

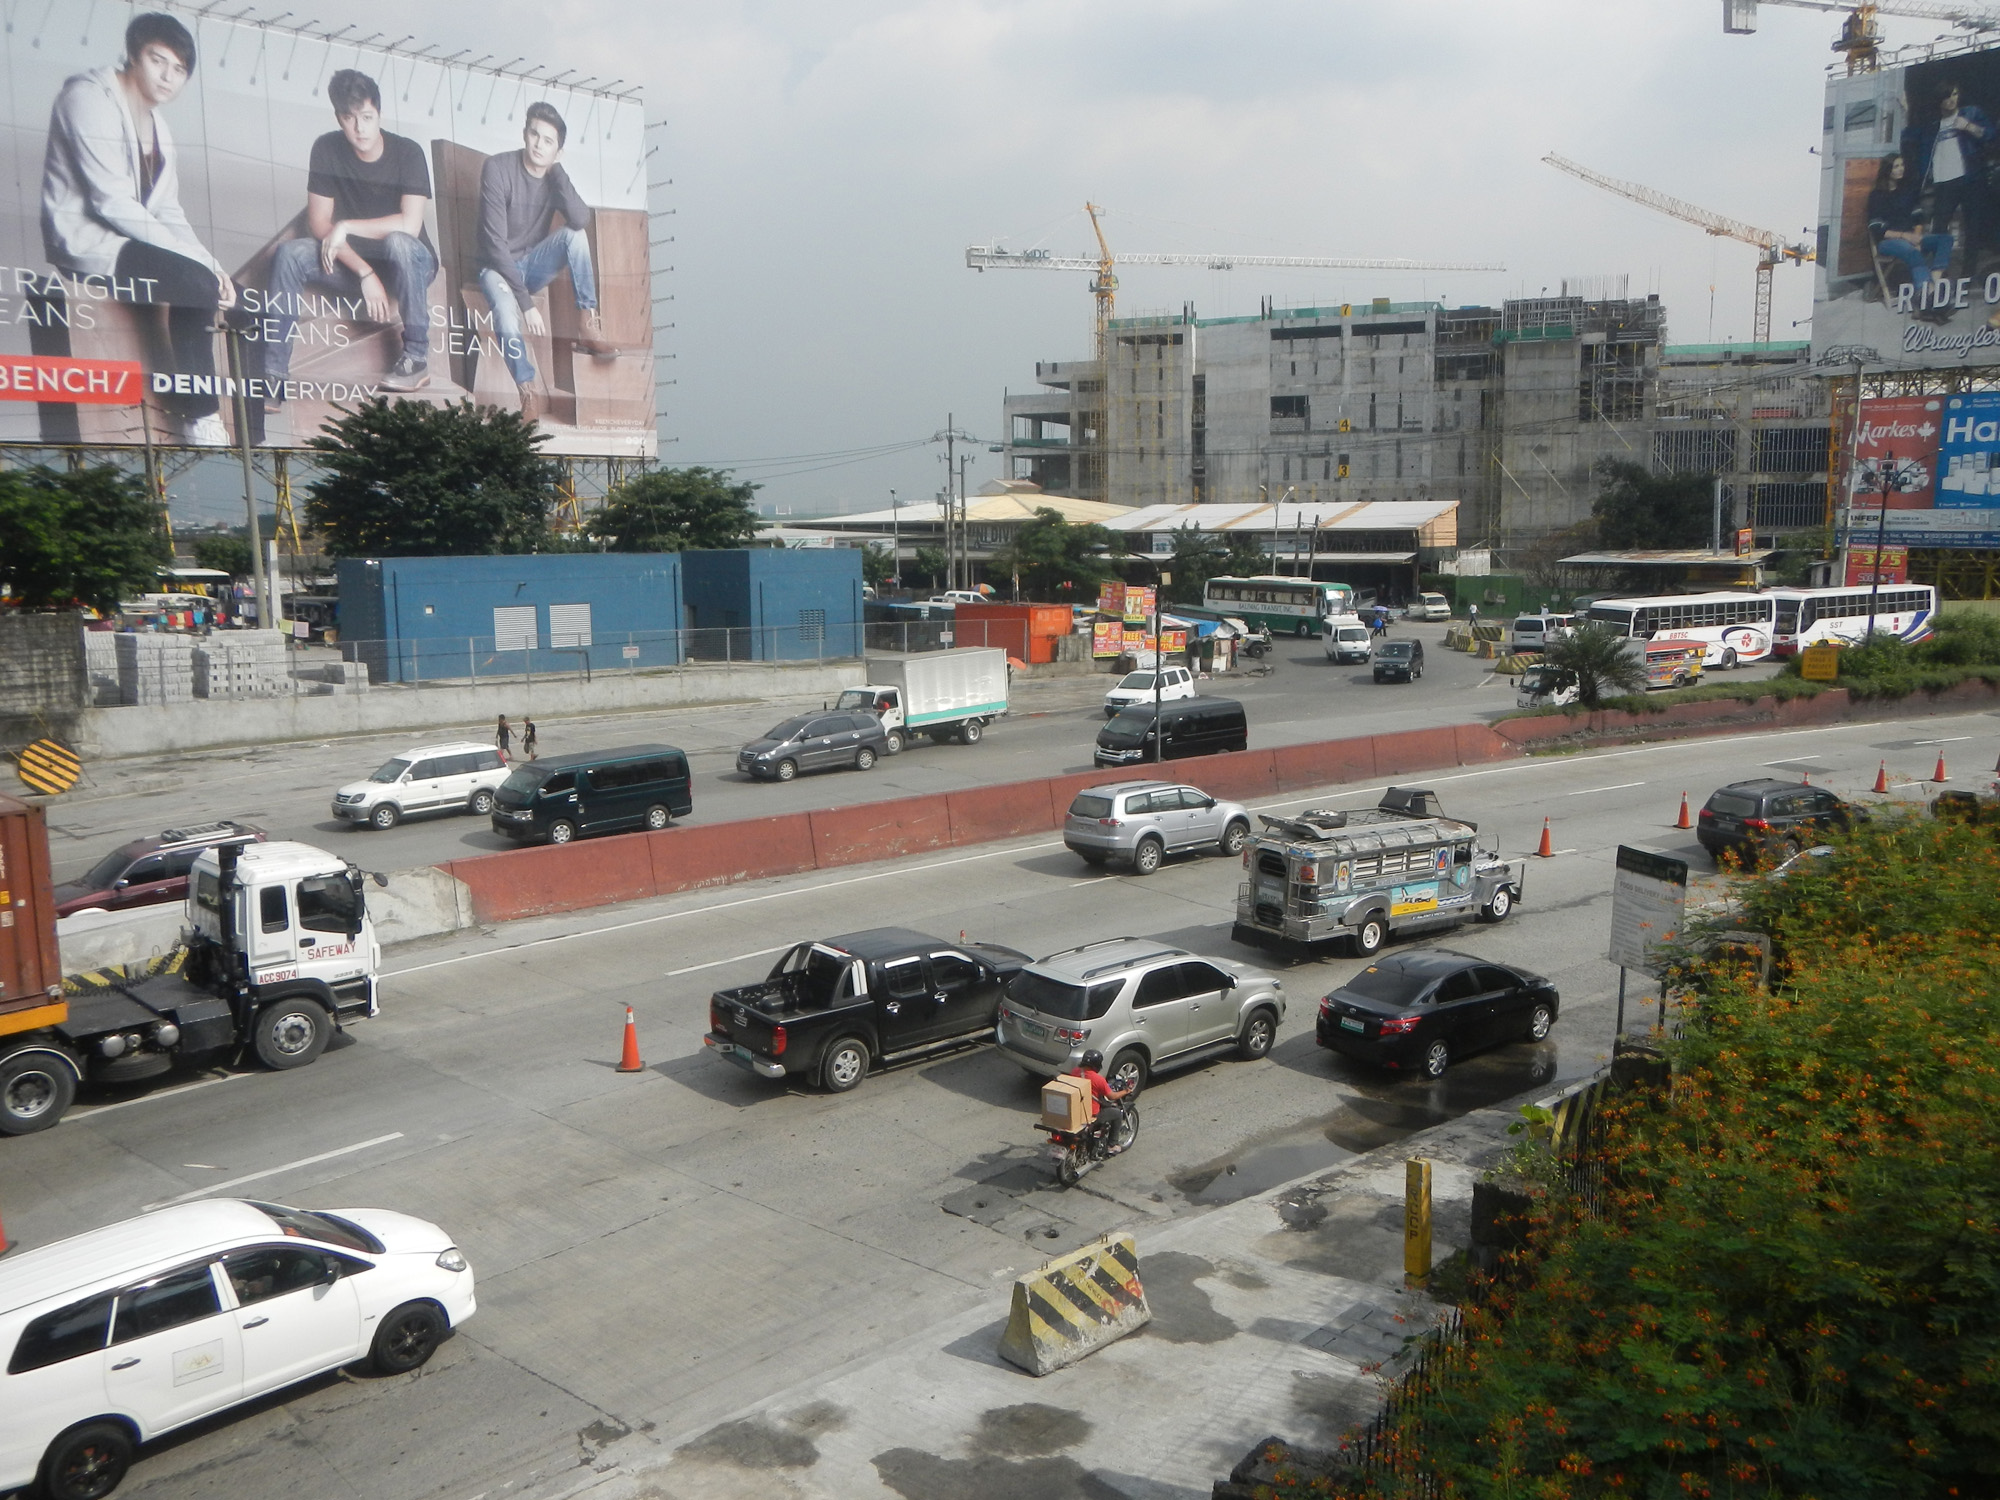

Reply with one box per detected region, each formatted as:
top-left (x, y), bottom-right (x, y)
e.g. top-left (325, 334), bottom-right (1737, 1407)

top-left (0, 9), bottom-right (653, 456)
top-left (1834, 394), bottom-right (2000, 548)
top-left (1844, 545), bottom-right (1908, 584)
top-left (1608, 845), bottom-right (1688, 978)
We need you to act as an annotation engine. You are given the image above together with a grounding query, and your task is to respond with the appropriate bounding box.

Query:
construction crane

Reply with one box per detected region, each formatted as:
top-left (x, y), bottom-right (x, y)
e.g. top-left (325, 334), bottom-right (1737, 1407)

top-left (967, 203), bottom-right (1505, 362)
top-left (1720, 0), bottom-right (2000, 71)
top-left (1543, 153), bottom-right (1814, 344)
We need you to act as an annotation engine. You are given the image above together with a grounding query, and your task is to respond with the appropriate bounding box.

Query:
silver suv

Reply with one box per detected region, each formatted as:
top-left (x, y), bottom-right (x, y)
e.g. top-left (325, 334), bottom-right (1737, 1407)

top-left (995, 937), bottom-right (1285, 1092)
top-left (1062, 781), bottom-right (1251, 874)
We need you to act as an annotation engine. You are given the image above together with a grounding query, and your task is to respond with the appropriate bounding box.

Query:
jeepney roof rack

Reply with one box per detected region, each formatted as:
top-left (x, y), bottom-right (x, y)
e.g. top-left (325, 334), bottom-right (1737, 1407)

top-left (1379, 787), bottom-right (1443, 818)
top-left (1257, 809), bottom-right (1351, 840)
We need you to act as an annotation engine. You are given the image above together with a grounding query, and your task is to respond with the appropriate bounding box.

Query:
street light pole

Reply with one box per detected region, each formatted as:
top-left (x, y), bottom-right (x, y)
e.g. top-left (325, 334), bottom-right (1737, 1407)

top-left (1153, 568), bottom-right (1170, 763)
top-left (890, 489), bottom-right (899, 593)
top-left (1866, 448), bottom-right (1897, 642)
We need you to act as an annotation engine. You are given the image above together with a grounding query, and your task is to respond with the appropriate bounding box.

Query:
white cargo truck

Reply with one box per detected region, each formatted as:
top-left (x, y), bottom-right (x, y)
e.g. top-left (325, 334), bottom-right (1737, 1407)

top-left (835, 648), bottom-right (1009, 752)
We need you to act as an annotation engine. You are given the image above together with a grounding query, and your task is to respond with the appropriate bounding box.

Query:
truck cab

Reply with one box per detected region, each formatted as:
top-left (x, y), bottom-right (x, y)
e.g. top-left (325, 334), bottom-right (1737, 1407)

top-left (188, 842), bottom-right (379, 1021)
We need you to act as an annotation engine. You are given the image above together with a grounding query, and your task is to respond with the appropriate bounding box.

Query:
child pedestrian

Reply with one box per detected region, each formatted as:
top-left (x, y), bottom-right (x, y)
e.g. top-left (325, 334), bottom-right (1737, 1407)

top-left (522, 718), bottom-right (538, 761)
top-left (496, 714), bottom-right (512, 763)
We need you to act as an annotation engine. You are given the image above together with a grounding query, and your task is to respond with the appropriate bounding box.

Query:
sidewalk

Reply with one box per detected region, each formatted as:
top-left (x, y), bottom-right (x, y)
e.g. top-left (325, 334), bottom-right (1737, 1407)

top-left (520, 1097), bottom-right (1529, 1500)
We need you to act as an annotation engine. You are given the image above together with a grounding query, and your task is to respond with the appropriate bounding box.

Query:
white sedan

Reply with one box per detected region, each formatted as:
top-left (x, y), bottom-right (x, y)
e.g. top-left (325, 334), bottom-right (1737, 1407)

top-left (1104, 666), bottom-right (1196, 717)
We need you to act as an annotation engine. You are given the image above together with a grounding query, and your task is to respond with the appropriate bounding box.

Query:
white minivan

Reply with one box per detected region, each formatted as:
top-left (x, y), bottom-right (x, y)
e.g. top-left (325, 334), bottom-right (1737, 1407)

top-left (0, 1199), bottom-right (474, 1500)
top-left (330, 741), bottom-right (510, 830)
top-left (1510, 613), bottom-right (1576, 652)
top-left (1323, 614), bottom-right (1373, 665)
top-left (1104, 665), bottom-right (1196, 716)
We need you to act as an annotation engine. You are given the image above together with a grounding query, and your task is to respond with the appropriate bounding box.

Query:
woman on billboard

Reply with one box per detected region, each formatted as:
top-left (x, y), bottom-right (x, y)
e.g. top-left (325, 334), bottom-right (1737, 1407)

top-left (40, 12), bottom-right (236, 447)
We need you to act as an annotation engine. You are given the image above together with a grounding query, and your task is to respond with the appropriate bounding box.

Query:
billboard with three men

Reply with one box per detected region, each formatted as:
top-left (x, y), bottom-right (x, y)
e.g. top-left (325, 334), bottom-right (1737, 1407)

top-left (0, 7), bottom-right (655, 456)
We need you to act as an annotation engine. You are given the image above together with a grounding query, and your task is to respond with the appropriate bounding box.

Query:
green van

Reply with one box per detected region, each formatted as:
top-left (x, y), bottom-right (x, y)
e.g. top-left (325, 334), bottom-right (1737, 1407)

top-left (490, 744), bottom-right (694, 845)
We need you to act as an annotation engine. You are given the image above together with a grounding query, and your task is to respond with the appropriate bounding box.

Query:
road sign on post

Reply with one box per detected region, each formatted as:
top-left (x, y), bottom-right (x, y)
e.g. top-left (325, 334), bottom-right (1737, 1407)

top-left (1799, 643), bottom-right (1840, 681)
top-left (1608, 845), bottom-right (1689, 978)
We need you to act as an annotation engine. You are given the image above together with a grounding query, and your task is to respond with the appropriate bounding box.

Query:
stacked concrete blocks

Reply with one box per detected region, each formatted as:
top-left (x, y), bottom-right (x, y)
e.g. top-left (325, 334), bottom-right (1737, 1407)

top-left (81, 631), bottom-right (121, 706)
top-left (192, 631), bottom-right (291, 699)
top-left (115, 633), bottom-right (197, 705)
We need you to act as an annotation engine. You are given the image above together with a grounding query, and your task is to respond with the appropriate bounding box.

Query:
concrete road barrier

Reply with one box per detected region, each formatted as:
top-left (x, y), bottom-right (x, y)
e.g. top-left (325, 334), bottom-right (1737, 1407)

top-left (997, 1231), bottom-right (1151, 1376)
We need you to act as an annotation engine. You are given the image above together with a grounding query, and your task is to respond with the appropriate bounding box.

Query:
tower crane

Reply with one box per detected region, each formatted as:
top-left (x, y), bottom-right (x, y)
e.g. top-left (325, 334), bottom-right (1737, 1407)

top-left (1720, 0), bottom-right (2000, 72)
top-left (967, 203), bottom-right (1504, 362)
top-left (1543, 153), bottom-right (1814, 344)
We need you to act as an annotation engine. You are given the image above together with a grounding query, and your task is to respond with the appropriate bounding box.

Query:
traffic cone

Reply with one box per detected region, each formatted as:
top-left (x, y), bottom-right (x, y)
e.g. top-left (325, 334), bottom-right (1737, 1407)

top-left (1873, 760), bottom-right (1889, 794)
top-left (616, 1007), bottom-right (645, 1073)
top-left (1934, 750), bottom-right (1950, 784)
top-left (1536, 817), bottom-right (1554, 858)
top-left (1675, 792), bottom-right (1691, 830)
top-left (1801, 769), bottom-right (1811, 785)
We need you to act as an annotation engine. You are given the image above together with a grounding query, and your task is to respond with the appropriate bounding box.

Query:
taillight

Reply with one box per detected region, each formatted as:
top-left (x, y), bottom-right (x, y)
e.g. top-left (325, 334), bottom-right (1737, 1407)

top-left (1299, 862), bottom-right (1318, 882)
top-left (1380, 1015), bottom-right (1421, 1035)
top-left (771, 1024), bottom-right (787, 1056)
top-left (1054, 1026), bottom-right (1088, 1043)
top-left (709, 1001), bottom-right (723, 1032)
top-left (1098, 817), bottom-right (1121, 826)
top-left (1318, 998), bottom-right (1334, 1017)
top-left (1744, 817), bottom-right (1771, 831)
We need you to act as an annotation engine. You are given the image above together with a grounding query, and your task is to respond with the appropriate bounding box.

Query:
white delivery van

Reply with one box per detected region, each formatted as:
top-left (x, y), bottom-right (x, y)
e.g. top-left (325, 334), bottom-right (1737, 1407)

top-left (1509, 614), bottom-right (1575, 653)
top-left (834, 648), bottom-right (1009, 751)
top-left (1323, 614), bottom-right (1373, 665)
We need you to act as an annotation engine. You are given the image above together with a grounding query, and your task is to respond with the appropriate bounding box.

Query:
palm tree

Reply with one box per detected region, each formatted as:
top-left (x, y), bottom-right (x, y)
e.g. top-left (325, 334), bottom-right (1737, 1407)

top-left (1544, 622), bottom-right (1646, 706)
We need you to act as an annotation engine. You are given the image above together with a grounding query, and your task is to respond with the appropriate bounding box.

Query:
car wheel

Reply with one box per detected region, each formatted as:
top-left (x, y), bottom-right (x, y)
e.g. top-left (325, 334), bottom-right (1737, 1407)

top-left (884, 729), bottom-right (905, 755)
top-left (821, 1036), bottom-right (869, 1093)
top-left (1236, 1008), bottom-right (1277, 1060)
top-left (254, 1000), bottom-right (330, 1070)
top-left (39, 1420), bottom-right (134, 1500)
top-left (1414, 665), bottom-right (1424, 679)
top-left (1132, 836), bottom-right (1164, 876)
top-left (644, 804), bottom-right (671, 830)
top-left (1421, 1039), bottom-right (1450, 1079)
top-left (371, 1301), bottom-right (447, 1374)
top-left (0, 1054), bottom-right (75, 1136)
top-left (369, 803), bottom-right (400, 830)
top-left (1108, 1047), bottom-right (1148, 1095)
top-left (960, 719), bottom-right (984, 744)
top-left (546, 820), bottom-right (577, 845)
top-left (468, 789), bottom-right (496, 816)
top-left (855, 746), bottom-right (877, 770)
top-left (1220, 819), bottom-right (1250, 857)
top-left (1525, 1002), bottom-right (1554, 1042)
top-left (1353, 916), bottom-right (1386, 956)
top-left (775, 758), bottom-right (798, 782)
top-left (1481, 887), bottom-right (1513, 923)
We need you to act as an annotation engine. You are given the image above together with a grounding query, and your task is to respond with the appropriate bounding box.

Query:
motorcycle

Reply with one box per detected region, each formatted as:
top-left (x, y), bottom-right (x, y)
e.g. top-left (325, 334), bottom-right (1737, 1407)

top-left (1046, 1101), bottom-right (1140, 1186)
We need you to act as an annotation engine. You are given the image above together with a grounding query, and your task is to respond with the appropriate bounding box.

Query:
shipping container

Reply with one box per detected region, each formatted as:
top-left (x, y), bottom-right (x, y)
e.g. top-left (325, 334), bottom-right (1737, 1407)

top-left (0, 796), bottom-right (65, 1031)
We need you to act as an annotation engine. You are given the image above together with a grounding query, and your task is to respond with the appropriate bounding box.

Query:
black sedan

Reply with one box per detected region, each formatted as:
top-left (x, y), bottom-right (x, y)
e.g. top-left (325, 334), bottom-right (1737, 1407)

top-left (1316, 950), bottom-right (1557, 1079)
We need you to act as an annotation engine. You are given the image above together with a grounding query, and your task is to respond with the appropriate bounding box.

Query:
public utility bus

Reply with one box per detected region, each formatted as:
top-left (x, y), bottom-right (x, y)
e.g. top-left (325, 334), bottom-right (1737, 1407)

top-left (1769, 584), bottom-right (1937, 655)
top-left (1201, 576), bottom-right (1354, 637)
top-left (1582, 591), bottom-right (1778, 668)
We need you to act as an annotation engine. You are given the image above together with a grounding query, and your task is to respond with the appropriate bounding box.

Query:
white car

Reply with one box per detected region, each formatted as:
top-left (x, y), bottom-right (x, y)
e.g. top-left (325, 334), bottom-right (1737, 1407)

top-left (330, 741), bottom-right (510, 830)
top-left (1104, 666), bottom-right (1196, 717)
top-left (1404, 592), bottom-right (1453, 621)
top-left (0, 1198), bottom-right (474, 1500)
top-left (928, 591), bottom-right (988, 606)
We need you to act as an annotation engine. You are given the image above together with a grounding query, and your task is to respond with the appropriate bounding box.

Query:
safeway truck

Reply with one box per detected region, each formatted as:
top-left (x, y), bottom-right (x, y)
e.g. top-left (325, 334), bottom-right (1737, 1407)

top-left (0, 793), bottom-right (381, 1135)
top-left (835, 647), bottom-right (1009, 752)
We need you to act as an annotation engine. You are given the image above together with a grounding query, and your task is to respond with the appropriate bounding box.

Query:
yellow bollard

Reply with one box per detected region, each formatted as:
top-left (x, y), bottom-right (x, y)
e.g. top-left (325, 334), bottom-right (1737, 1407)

top-left (1404, 1158), bottom-right (1433, 1288)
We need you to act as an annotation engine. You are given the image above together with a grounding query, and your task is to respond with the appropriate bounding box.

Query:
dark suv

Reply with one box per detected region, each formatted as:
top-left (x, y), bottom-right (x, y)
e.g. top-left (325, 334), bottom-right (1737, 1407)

top-left (53, 821), bottom-right (266, 918)
top-left (1696, 779), bottom-right (1860, 864)
top-left (1373, 640), bottom-right (1425, 683)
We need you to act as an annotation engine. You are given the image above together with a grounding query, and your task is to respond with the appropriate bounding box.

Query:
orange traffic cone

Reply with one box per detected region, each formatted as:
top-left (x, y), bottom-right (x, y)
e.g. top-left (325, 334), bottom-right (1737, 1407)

top-left (616, 1007), bottom-right (645, 1073)
top-left (1873, 760), bottom-right (1889, 794)
top-left (1536, 817), bottom-right (1554, 858)
top-left (1934, 751), bottom-right (1950, 784)
top-left (1801, 769), bottom-right (1811, 785)
top-left (1675, 792), bottom-right (1692, 830)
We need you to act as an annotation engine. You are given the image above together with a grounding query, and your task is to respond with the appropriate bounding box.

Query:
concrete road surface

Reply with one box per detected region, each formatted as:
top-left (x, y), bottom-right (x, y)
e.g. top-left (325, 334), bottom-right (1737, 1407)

top-left (0, 705), bottom-right (1946, 1500)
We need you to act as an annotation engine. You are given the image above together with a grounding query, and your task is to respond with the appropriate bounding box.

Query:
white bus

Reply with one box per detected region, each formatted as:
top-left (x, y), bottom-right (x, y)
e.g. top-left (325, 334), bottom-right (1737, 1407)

top-left (1581, 591), bottom-right (1778, 668)
top-left (1770, 584), bottom-right (1937, 655)
top-left (1201, 576), bottom-right (1354, 637)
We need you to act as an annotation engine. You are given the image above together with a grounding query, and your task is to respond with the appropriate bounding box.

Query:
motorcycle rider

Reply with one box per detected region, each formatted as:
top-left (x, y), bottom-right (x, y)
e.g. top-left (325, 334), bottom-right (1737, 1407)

top-left (1072, 1050), bottom-right (1136, 1154)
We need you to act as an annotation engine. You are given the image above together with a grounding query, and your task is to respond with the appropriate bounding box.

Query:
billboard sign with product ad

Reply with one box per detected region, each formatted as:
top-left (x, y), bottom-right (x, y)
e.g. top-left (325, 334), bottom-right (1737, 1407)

top-left (1836, 393), bottom-right (2000, 547)
top-left (0, 8), bottom-right (654, 456)
top-left (1816, 41), bottom-right (2000, 368)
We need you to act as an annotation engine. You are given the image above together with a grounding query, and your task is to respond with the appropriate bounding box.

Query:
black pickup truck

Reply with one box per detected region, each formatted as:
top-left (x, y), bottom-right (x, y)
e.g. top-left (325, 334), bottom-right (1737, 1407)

top-left (704, 927), bottom-right (1030, 1092)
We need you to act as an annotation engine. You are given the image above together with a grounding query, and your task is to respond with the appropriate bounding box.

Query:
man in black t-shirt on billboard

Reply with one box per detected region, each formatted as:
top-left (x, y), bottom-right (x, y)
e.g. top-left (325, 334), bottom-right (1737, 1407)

top-left (262, 68), bottom-right (436, 409)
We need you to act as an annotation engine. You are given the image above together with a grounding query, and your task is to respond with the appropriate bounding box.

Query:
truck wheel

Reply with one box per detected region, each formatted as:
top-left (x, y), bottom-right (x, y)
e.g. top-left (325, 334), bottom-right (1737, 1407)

top-left (0, 1053), bottom-right (76, 1136)
top-left (370, 803), bottom-right (401, 830)
top-left (468, 789), bottom-right (495, 816)
top-left (820, 1036), bottom-right (869, 1093)
top-left (1219, 820), bottom-right (1250, 857)
top-left (1295, 621), bottom-right (1309, 638)
top-left (644, 805), bottom-right (671, 829)
top-left (1480, 887), bottom-right (1513, 923)
top-left (1236, 1008), bottom-right (1277, 1061)
top-left (959, 719), bottom-right (984, 744)
top-left (371, 1301), bottom-right (447, 1374)
top-left (775, 758), bottom-right (798, 782)
top-left (1132, 837), bottom-right (1164, 875)
top-left (884, 729), bottom-right (905, 755)
top-left (1721, 647), bottom-right (1739, 670)
top-left (855, 746), bottom-right (877, 770)
top-left (254, 1000), bottom-right (331, 1070)
top-left (546, 820), bottom-right (577, 845)
top-left (1353, 916), bottom-right (1386, 956)
top-left (38, 1420), bottom-right (134, 1500)
top-left (1108, 1047), bottom-right (1148, 1095)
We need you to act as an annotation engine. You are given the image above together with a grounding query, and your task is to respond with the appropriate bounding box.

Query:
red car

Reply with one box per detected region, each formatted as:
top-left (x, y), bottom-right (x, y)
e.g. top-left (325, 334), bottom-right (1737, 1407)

top-left (53, 821), bottom-right (266, 918)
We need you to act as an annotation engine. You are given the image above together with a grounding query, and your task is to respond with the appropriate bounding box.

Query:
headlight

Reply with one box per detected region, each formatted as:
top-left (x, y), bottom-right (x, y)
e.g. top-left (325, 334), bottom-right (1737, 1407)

top-left (435, 1247), bottom-right (468, 1272)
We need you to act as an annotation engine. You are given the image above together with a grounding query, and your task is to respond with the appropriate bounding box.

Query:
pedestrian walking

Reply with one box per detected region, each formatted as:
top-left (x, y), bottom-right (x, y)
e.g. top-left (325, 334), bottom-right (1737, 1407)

top-left (1467, 603), bottom-right (1479, 628)
top-left (522, 718), bottom-right (539, 761)
top-left (496, 714), bottom-right (512, 763)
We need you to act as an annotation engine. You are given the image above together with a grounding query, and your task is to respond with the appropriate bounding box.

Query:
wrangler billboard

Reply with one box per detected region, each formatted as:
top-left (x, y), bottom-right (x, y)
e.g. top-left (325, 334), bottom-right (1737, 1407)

top-left (0, 8), bottom-right (654, 456)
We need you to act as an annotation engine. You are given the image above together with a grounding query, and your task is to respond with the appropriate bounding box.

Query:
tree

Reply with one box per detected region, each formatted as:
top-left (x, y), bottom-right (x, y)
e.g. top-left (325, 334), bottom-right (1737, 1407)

top-left (1163, 525), bottom-right (1225, 606)
top-left (304, 398), bottom-right (557, 557)
top-left (860, 543), bottom-right (893, 588)
top-left (0, 464), bottom-right (167, 611)
top-left (912, 546), bottom-right (947, 591)
top-left (192, 536), bottom-right (255, 579)
top-left (594, 467), bottom-right (762, 552)
top-left (1543, 620), bottom-right (1647, 705)
top-left (1592, 460), bottom-right (1716, 550)
top-left (993, 507), bottom-right (1117, 599)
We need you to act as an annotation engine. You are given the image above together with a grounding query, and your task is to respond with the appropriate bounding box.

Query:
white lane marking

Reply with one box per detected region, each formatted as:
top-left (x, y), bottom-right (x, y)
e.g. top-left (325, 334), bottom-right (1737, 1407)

top-left (142, 1132), bottom-right (406, 1211)
top-left (1565, 781), bottom-right (1646, 796)
top-left (666, 945), bottom-right (790, 977)
top-left (1912, 736), bottom-right (1973, 745)
top-left (65, 1071), bottom-right (249, 1121)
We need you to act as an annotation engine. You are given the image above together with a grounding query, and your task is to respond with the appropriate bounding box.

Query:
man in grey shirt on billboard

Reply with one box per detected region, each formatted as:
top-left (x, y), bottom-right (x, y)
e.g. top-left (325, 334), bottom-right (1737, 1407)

top-left (477, 102), bottom-right (617, 424)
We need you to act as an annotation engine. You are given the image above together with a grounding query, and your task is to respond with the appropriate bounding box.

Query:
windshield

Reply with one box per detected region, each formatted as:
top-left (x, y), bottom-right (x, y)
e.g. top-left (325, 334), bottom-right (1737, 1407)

top-left (1116, 672), bottom-right (1157, 690)
top-left (834, 690), bottom-right (872, 711)
top-left (1707, 792), bottom-right (1760, 817)
top-left (764, 716), bottom-right (812, 742)
top-left (1376, 643), bottom-right (1413, 660)
top-left (369, 758), bottom-right (411, 784)
top-left (499, 767), bottom-right (545, 799)
top-left (1007, 971), bottom-right (1120, 1022)
top-left (1341, 964), bottom-right (1432, 1007)
top-left (249, 1202), bottom-right (384, 1253)
top-left (1069, 794), bottom-right (1114, 818)
top-left (1103, 709), bottom-right (1156, 739)
top-left (1336, 627), bottom-right (1367, 642)
top-left (79, 848), bottom-right (136, 889)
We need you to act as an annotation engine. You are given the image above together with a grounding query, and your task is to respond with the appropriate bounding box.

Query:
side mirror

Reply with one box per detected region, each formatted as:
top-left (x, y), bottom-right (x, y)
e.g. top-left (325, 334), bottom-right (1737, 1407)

top-left (113, 878), bottom-right (130, 889)
top-left (318, 1260), bottom-right (341, 1286)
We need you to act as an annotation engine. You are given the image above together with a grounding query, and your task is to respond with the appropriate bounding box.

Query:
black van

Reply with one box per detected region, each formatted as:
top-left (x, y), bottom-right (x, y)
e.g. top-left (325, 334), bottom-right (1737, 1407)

top-left (1094, 697), bottom-right (1248, 766)
top-left (490, 744), bottom-right (694, 844)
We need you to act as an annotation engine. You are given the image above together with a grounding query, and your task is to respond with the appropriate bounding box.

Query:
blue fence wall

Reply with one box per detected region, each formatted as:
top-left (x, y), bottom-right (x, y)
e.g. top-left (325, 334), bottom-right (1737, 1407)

top-left (682, 549), bottom-right (865, 661)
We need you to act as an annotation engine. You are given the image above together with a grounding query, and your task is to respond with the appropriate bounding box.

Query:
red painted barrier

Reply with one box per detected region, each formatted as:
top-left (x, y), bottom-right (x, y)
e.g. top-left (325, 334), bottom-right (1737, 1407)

top-left (1454, 723), bottom-right (1515, 765)
top-left (447, 835), bottom-right (658, 923)
top-left (1271, 737), bottom-right (1378, 791)
top-left (1180, 749), bottom-right (1280, 801)
top-left (808, 795), bottom-right (953, 871)
top-left (650, 814), bottom-right (817, 893)
top-left (1369, 726), bottom-right (1466, 777)
top-left (945, 781), bottom-right (1059, 846)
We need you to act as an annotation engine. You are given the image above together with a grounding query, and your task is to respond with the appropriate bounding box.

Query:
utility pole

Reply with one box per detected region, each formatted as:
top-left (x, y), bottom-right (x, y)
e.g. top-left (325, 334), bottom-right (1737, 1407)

top-left (945, 413), bottom-right (957, 593)
top-left (957, 452), bottom-right (973, 592)
top-left (1867, 450), bottom-right (1899, 642)
top-left (889, 489), bottom-right (899, 592)
top-left (225, 329), bottom-right (273, 628)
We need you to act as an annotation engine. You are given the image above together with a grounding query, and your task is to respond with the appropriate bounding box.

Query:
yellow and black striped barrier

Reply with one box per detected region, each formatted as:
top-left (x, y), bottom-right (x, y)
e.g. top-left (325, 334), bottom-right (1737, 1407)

top-left (997, 1231), bottom-right (1151, 1375)
top-left (16, 739), bottom-right (81, 796)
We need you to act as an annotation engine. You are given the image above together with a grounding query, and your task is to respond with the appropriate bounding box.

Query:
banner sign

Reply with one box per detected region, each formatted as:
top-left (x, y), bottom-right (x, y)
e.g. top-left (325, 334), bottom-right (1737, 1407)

top-left (0, 354), bottom-right (142, 403)
top-left (1844, 545), bottom-right (1908, 585)
top-left (1092, 621), bottom-right (1125, 657)
top-left (1608, 845), bottom-right (1688, 978)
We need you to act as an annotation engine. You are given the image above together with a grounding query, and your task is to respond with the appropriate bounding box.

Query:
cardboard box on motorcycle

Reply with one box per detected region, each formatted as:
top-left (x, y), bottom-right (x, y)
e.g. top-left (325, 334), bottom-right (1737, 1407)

top-left (1040, 1075), bottom-right (1092, 1132)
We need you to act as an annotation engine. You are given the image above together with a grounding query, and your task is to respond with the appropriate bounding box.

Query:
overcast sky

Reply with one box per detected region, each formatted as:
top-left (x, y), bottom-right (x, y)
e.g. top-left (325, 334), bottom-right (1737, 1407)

top-left (158, 0), bottom-right (1965, 522)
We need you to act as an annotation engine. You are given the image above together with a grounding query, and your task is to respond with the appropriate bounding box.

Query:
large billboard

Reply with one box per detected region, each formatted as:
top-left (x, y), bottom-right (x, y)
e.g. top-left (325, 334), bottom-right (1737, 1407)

top-left (0, 7), bottom-right (654, 456)
top-left (1816, 41), bottom-right (2000, 370)
top-left (1836, 392), bottom-right (2000, 548)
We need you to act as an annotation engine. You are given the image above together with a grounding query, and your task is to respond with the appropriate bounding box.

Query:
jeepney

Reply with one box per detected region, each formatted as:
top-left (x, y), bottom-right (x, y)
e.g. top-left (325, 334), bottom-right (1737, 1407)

top-left (1642, 637), bottom-right (1705, 690)
top-left (1232, 787), bottom-right (1522, 955)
